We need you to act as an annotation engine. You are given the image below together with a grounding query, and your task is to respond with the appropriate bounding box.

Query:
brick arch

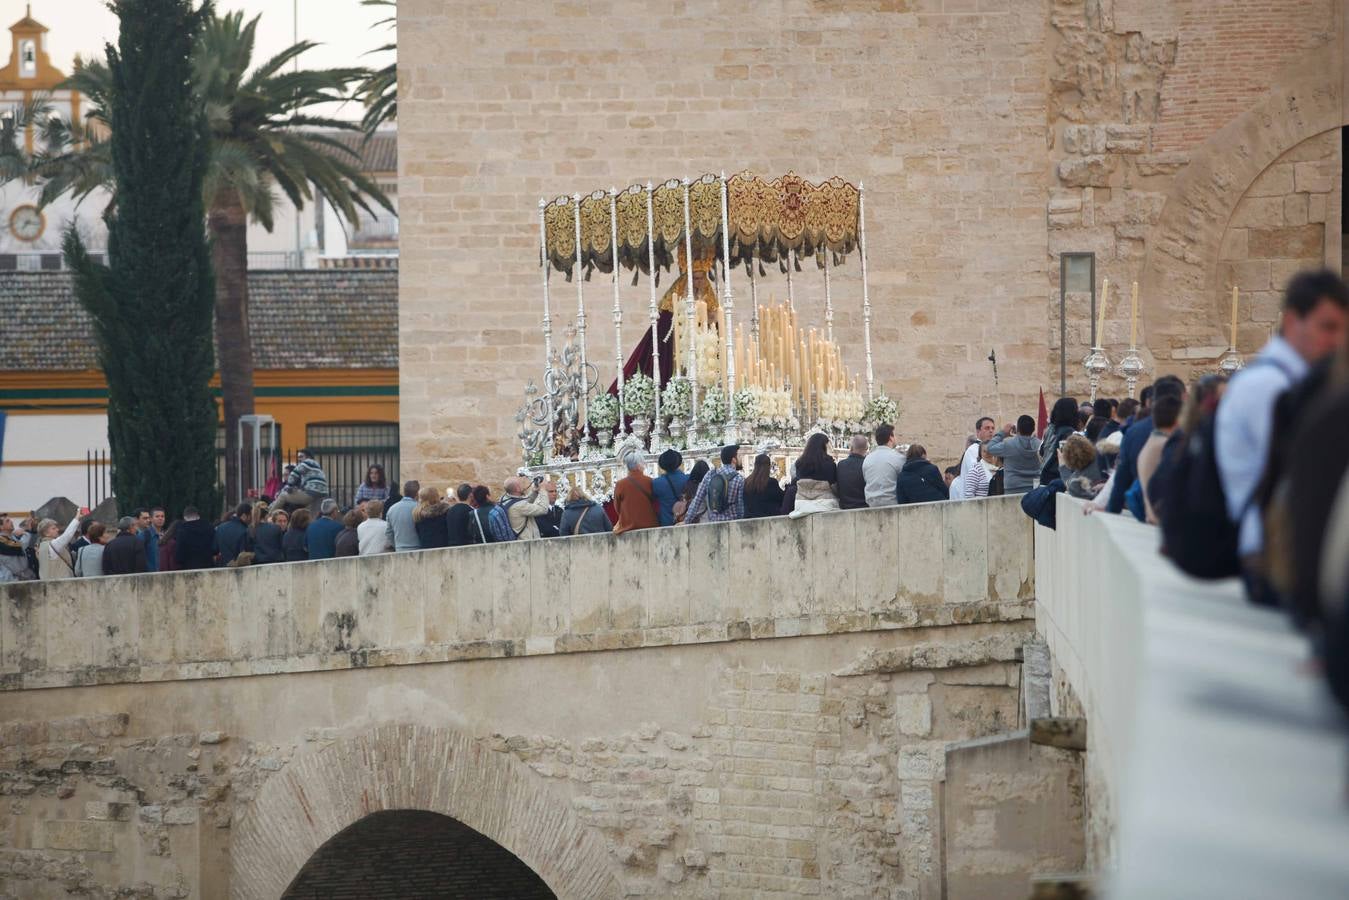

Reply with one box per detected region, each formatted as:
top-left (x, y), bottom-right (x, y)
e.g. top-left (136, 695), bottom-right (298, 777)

top-left (1139, 42), bottom-right (1344, 362)
top-left (231, 724), bottom-right (621, 900)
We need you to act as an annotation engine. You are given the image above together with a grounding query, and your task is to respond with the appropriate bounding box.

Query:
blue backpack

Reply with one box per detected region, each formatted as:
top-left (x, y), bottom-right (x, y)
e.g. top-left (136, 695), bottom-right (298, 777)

top-left (488, 502), bottom-right (518, 542)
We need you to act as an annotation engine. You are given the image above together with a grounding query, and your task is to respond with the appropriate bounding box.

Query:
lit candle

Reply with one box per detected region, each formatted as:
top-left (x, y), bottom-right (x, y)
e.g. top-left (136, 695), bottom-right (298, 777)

top-left (1230, 285), bottom-right (1239, 350)
top-left (1097, 278), bottom-right (1109, 348)
top-left (1130, 281), bottom-right (1139, 349)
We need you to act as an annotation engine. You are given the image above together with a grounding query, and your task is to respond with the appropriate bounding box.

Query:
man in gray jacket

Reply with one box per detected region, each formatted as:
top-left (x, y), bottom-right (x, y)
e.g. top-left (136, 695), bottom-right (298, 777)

top-left (385, 480), bottom-right (421, 551)
top-left (862, 423), bottom-right (906, 508)
top-left (986, 416), bottom-right (1041, 494)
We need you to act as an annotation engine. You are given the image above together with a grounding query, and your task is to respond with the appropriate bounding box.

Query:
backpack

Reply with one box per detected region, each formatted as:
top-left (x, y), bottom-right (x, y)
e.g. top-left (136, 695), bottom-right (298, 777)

top-left (707, 471), bottom-right (732, 514)
top-left (1161, 356), bottom-right (1298, 581)
top-left (1020, 479), bottom-right (1063, 530)
top-left (487, 504), bottom-right (517, 542)
top-left (1158, 416), bottom-right (1240, 579)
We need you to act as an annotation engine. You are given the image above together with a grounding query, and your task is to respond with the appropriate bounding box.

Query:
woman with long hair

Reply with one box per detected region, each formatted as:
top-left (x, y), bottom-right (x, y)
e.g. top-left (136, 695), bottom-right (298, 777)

top-left (789, 432), bottom-right (840, 517)
top-left (413, 485), bottom-right (451, 549)
top-left (355, 463), bottom-right (391, 505)
top-left (1039, 396), bottom-right (1079, 484)
top-left (743, 453), bottom-right (785, 518)
top-left (674, 460), bottom-right (710, 524)
top-left (468, 485), bottom-right (498, 543)
top-left (281, 508), bottom-right (310, 562)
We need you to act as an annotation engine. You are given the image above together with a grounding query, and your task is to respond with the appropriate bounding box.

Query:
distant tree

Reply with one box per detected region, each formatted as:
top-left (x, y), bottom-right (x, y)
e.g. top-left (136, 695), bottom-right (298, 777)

top-left (358, 0), bottom-right (396, 133)
top-left (4, 11), bottom-right (392, 505)
top-left (65, 0), bottom-right (219, 517)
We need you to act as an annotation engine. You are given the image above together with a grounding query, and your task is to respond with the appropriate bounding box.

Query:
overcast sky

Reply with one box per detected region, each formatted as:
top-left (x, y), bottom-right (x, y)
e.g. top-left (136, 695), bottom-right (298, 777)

top-left (9, 0), bottom-right (394, 121)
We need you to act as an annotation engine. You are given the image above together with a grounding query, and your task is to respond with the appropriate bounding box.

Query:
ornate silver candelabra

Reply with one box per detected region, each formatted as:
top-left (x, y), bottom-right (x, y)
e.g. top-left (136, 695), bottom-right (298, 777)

top-left (1218, 346), bottom-right (1244, 375)
top-left (1083, 346), bottom-right (1110, 402)
top-left (1116, 347), bottom-right (1145, 399)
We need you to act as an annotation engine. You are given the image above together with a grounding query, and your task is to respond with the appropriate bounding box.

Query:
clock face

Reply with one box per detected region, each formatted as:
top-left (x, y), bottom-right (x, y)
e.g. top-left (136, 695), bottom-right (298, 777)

top-left (9, 205), bottom-right (45, 242)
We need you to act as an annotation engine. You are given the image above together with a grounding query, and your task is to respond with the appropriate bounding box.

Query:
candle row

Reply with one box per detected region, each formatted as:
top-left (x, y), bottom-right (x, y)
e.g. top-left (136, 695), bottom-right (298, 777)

top-left (730, 302), bottom-right (860, 412)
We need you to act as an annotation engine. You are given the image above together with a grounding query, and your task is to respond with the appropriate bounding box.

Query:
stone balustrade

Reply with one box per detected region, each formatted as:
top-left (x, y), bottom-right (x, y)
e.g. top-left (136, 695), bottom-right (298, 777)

top-left (1, 495), bottom-right (1033, 691)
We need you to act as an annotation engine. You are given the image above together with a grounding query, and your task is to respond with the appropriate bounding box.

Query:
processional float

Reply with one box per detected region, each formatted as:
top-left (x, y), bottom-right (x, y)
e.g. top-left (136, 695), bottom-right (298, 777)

top-left (516, 171), bottom-right (898, 494)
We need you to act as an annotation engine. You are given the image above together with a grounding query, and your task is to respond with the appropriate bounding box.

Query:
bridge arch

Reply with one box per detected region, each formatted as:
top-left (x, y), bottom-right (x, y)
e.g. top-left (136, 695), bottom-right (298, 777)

top-left (1139, 40), bottom-right (1344, 354)
top-left (231, 724), bottom-right (621, 900)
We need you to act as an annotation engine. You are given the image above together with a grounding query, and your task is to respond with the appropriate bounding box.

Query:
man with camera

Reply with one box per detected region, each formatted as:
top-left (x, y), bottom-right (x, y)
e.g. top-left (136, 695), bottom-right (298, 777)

top-left (500, 475), bottom-right (554, 541)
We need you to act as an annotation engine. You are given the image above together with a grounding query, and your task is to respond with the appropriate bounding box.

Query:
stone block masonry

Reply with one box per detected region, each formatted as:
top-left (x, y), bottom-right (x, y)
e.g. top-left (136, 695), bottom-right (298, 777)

top-left (398, 0), bottom-right (1343, 483)
top-left (398, 0), bottom-right (1052, 484)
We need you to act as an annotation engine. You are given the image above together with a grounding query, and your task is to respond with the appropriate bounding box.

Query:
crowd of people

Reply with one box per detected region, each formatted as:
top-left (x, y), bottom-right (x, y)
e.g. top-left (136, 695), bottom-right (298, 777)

top-left (4, 269), bottom-right (1348, 679)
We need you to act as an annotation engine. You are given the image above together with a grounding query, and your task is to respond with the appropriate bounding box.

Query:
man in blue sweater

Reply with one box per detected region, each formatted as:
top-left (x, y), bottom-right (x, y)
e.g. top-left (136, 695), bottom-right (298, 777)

top-left (1106, 375), bottom-right (1185, 513)
top-left (306, 499), bottom-right (345, 560)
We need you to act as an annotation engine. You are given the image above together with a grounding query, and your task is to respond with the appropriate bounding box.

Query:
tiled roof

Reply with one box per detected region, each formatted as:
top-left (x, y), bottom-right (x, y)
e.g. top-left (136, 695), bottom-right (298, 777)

top-left (313, 129), bottom-right (397, 175)
top-left (0, 270), bottom-right (398, 371)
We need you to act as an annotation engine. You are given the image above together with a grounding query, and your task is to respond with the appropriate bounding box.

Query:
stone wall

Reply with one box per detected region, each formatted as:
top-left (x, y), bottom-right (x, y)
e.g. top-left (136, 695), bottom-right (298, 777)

top-left (398, 0), bottom-right (1344, 483)
top-left (1, 497), bottom-right (1033, 691)
top-left (0, 625), bottom-right (1036, 899)
top-left (398, 0), bottom-right (1052, 483)
top-left (0, 497), bottom-right (1050, 899)
top-left (1219, 130), bottom-right (1343, 343)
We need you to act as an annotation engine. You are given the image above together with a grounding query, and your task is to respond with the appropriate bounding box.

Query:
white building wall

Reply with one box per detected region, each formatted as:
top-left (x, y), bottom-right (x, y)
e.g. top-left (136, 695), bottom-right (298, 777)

top-left (0, 413), bottom-right (109, 515)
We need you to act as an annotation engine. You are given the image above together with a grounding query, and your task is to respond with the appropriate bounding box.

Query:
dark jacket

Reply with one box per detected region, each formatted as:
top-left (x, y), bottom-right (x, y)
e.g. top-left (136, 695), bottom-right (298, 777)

top-left (836, 454), bottom-right (868, 510)
top-left (282, 527), bottom-right (308, 562)
top-left (306, 516), bottom-right (343, 560)
top-left (215, 517), bottom-right (251, 566)
top-left (252, 523), bottom-right (285, 564)
top-left (559, 500), bottom-right (612, 536)
top-left (793, 455), bottom-right (838, 484)
top-left (445, 503), bottom-right (475, 546)
top-left (139, 527), bottom-right (160, 573)
top-left (896, 458), bottom-right (949, 505)
top-left (1106, 415), bottom-right (1152, 512)
top-left (744, 479), bottom-right (785, 519)
top-left (1039, 424), bottom-right (1075, 485)
top-left (536, 506), bottom-right (564, 538)
top-left (335, 527), bottom-right (360, 557)
top-left (173, 519), bottom-right (217, 570)
top-left (103, 532), bottom-right (148, 575)
top-left (414, 503), bottom-right (452, 549)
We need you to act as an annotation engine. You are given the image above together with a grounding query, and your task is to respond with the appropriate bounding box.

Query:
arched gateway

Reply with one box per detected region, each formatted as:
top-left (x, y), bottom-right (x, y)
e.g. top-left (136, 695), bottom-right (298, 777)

top-left (231, 724), bottom-right (621, 900)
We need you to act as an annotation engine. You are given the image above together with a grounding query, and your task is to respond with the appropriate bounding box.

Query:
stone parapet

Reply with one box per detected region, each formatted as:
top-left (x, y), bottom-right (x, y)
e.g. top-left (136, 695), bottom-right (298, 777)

top-left (1, 496), bottom-right (1034, 692)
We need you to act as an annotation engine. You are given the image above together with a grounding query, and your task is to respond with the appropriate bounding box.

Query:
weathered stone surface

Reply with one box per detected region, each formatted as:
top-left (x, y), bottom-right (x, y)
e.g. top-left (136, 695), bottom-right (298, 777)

top-left (1058, 155), bottom-right (1115, 187)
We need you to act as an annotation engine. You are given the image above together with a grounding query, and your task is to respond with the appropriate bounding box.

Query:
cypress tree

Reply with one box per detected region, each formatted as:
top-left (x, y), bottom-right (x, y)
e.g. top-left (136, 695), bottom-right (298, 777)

top-left (66, 0), bottom-right (220, 519)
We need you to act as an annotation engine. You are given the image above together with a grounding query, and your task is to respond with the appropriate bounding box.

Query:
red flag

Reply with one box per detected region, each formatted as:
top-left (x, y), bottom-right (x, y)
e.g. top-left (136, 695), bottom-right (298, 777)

top-left (1036, 388), bottom-right (1048, 438)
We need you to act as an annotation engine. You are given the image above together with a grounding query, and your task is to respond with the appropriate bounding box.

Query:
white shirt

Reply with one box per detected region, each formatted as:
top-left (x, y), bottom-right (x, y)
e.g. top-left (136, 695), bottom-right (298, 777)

top-left (1214, 335), bottom-right (1308, 556)
top-left (862, 445), bottom-right (906, 507)
top-left (357, 517), bottom-right (392, 555)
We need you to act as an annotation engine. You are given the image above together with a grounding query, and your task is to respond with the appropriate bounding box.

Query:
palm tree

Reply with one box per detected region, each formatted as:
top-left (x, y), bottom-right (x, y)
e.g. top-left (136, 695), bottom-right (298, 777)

top-left (195, 11), bottom-right (391, 502)
top-left (3, 11), bottom-right (392, 505)
top-left (357, 0), bottom-right (396, 133)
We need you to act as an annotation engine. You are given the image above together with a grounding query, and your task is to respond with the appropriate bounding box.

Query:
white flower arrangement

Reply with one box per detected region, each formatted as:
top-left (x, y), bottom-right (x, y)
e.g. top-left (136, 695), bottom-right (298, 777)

top-left (863, 394), bottom-right (899, 427)
top-left (732, 386), bottom-right (761, 422)
top-left (588, 392), bottom-right (619, 431)
top-left (624, 372), bottom-right (657, 417)
top-left (701, 385), bottom-right (728, 425)
top-left (662, 376), bottom-right (692, 419)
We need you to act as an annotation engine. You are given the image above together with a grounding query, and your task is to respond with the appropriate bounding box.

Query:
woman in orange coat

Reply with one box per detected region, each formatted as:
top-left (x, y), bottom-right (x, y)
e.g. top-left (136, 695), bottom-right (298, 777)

top-left (613, 450), bottom-right (660, 533)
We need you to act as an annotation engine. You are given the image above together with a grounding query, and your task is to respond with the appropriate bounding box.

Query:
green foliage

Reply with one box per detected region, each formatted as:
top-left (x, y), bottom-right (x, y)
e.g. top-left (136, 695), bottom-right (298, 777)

top-left (357, 0), bottom-right (397, 134)
top-left (66, 0), bottom-right (220, 517)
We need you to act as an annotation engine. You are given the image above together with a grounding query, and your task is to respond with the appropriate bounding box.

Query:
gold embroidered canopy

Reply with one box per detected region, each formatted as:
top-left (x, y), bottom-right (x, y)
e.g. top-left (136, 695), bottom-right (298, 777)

top-left (543, 171), bottom-right (861, 280)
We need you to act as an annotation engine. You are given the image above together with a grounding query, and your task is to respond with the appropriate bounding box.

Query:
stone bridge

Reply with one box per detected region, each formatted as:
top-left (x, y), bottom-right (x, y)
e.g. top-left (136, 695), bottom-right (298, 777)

top-left (1, 498), bottom-right (1089, 899)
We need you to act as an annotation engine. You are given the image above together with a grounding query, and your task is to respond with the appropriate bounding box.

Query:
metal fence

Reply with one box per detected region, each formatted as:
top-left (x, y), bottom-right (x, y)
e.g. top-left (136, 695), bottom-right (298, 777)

top-left (86, 449), bottom-right (113, 511)
top-left (214, 423), bottom-right (400, 509)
